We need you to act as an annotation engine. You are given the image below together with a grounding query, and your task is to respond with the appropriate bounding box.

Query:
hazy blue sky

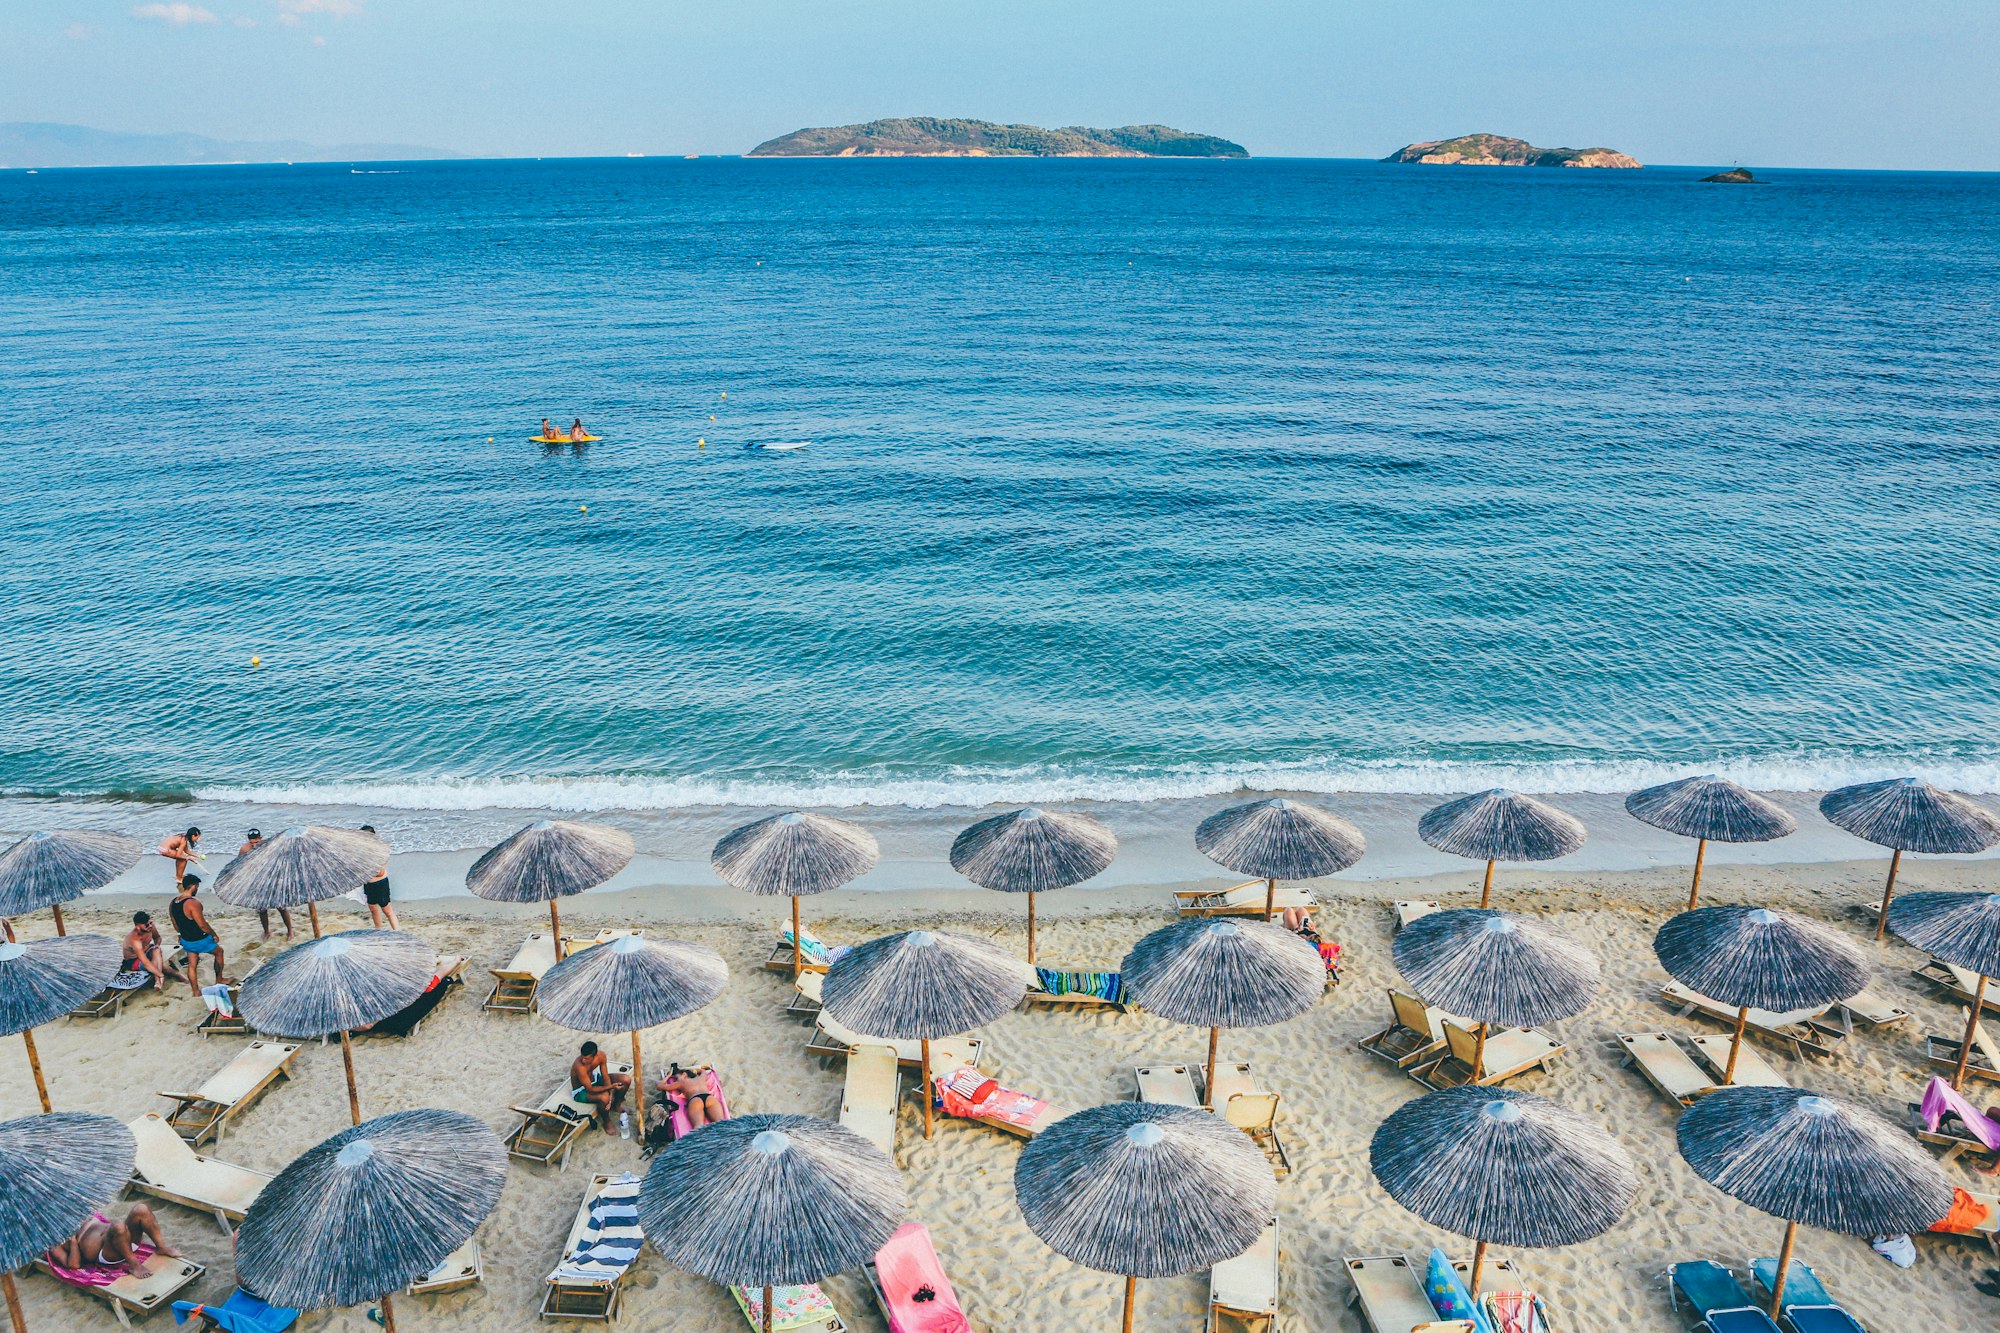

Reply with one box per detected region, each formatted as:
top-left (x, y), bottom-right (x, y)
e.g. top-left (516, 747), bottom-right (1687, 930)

top-left (5, 1), bottom-right (1999, 167)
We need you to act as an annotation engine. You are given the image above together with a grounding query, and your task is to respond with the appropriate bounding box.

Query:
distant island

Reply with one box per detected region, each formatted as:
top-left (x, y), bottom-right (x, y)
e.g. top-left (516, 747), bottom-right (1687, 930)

top-left (1384, 133), bottom-right (1641, 169)
top-left (1700, 167), bottom-right (1760, 184)
top-left (0, 123), bottom-right (457, 169)
top-left (748, 118), bottom-right (1248, 158)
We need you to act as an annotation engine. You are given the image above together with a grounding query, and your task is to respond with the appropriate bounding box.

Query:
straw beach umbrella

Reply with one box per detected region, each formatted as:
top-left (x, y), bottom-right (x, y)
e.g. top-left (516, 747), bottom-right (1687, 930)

top-left (1195, 797), bottom-right (1366, 920)
top-left (637, 1114), bottom-right (907, 1333)
top-left (951, 807), bottom-right (1117, 964)
top-left (0, 935), bottom-right (121, 1112)
top-left (214, 825), bottom-right (390, 938)
top-left (1678, 1087), bottom-right (1952, 1316)
top-left (1417, 790), bottom-right (1585, 909)
top-left (1653, 906), bottom-right (1867, 1085)
top-left (536, 933), bottom-right (728, 1117)
top-left (1625, 776), bottom-right (1797, 911)
top-left (0, 829), bottom-right (143, 937)
top-left (0, 1112), bottom-right (135, 1331)
top-left (237, 930), bottom-right (435, 1125)
top-left (1888, 891), bottom-right (2000, 1088)
top-left (712, 812), bottom-right (879, 975)
top-left (1016, 1100), bottom-right (1275, 1333)
top-left (1820, 777), bottom-right (2000, 940)
top-left (1392, 909), bottom-right (1600, 1080)
top-left (466, 819), bottom-right (634, 962)
top-left (1121, 918), bottom-right (1324, 1109)
top-left (822, 930), bottom-right (1036, 1138)
top-left (1371, 1086), bottom-right (1637, 1290)
top-left (236, 1108), bottom-right (506, 1333)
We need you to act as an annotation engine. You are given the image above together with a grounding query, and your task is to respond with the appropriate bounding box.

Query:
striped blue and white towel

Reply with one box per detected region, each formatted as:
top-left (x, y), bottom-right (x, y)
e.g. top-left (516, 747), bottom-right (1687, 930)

top-left (551, 1174), bottom-right (644, 1283)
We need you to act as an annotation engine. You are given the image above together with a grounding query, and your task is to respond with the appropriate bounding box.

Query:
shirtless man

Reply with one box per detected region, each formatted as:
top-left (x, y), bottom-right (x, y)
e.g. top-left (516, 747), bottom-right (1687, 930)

top-left (660, 1063), bottom-right (723, 1130)
top-left (158, 827), bottom-right (201, 888)
top-left (570, 1041), bottom-right (630, 1133)
top-left (45, 1204), bottom-right (178, 1276)
top-left (237, 830), bottom-right (293, 940)
top-left (122, 911), bottom-right (184, 988)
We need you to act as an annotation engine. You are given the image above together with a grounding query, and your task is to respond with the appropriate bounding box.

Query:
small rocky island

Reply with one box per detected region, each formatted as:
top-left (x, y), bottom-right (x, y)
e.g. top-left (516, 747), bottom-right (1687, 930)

top-left (1384, 133), bottom-right (1640, 169)
top-left (1700, 167), bottom-right (1759, 183)
top-left (748, 118), bottom-right (1248, 158)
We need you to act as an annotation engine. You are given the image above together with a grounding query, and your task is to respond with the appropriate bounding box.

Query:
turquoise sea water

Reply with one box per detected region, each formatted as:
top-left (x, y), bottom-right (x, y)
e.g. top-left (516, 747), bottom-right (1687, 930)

top-left (2, 157), bottom-right (1998, 820)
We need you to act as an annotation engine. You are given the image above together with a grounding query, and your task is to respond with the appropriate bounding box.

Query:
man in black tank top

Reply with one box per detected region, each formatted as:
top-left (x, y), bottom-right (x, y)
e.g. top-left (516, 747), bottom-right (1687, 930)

top-left (169, 874), bottom-right (228, 998)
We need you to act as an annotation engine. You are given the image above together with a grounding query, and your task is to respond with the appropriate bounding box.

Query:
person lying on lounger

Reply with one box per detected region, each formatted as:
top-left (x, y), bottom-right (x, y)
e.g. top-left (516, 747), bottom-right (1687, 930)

top-left (45, 1204), bottom-right (179, 1276)
top-left (570, 1041), bottom-right (631, 1134)
top-left (660, 1063), bottom-right (725, 1129)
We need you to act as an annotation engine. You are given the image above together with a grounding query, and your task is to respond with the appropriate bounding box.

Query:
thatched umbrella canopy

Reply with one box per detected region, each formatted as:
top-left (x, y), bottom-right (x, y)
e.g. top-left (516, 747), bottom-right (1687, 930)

top-left (0, 935), bottom-right (121, 1112)
top-left (536, 933), bottom-right (728, 1118)
top-left (1653, 907), bottom-right (1868, 1086)
top-left (822, 930), bottom-right (1036, 1138)
top-left (1625, 776), bottom-right (1797, 910)
top-left (1121, 919), bottom-right (1324, 1109)
top-left (711, 812), bottom-right (879, 975)
top-left (237, 930), bottom-right (435, 1125)
top-left (0, 1112), bottom-right (135, 1330)
top-left (1371, 1087), bottom-right (1636, 1289)
top-left (637, 1114), bottom-right (906, 1333)
top-left (950, 808), bottom-right (1117, 963)
top-left (214, 825), bottom-right (390, 938)
top-left (1016, 1100), bottom-right (1275, 1332)
top-left (1417, 790), bottom-right (1586, 909)
top-left (1820, 778), bottom-right (2000, 940)
top-left (1888, 891), bottom-right (2000, 1088)
top-left (236, 1108), bottom-right (505, 1333)
top-left (1392, 909), bottom-right (1600, 1079)
top-left (0, 829), bottom-right (143, 936)
top-left (466, 820), bottom-right (635, 961)
top-left (1194, 798), bottom-right (1366, 920)
top-left (1678, 1087), bottom-right (1953, 1317)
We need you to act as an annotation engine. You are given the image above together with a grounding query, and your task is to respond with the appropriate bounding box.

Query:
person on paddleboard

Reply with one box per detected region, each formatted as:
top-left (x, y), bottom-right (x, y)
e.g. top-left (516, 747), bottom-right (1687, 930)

top-left (569, 418), bottom-right (588, 441)
top-left (540, 418), bottom-right (560, 441)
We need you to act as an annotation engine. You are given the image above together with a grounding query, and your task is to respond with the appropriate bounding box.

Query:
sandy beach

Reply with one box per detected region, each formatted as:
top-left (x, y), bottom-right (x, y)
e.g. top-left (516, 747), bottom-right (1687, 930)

top-left (7, 850), bottom-right (1997, 1332)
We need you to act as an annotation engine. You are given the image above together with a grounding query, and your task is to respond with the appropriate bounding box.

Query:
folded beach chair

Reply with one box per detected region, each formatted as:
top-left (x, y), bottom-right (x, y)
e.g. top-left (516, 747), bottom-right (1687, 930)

top-left (1133, 1063), bottom-right (1204, 1107)
top-left (171, 1289), bottom-right (298, 1333)
top-left (542, 1174), bottom-right (644, 1321)
top-left (669, 1067), bottom-right (730, 1138)
top-left (156, 1040), bottom-right (301, 1147)
top-left (70, 967), bottom-right (154, 1020)
top-left (1668, 1260), bottom-right (1782, 1333)
top-left (839, 1044), bottom-right (901, 1157)
top-left (807, 1009), bottom-right (982, 1071)
top-left (1924, 1186), bottom-right (2000, 1255)
top-left (867, 1222), bottom-right (969, 1333)
top-left (1343, 1254), bottom-right (1445, 1333)
top-left (935, 1065), bottom-right (1070, 1140)
top-left (508, 1061), bottom-right (633, 1170)
top-left (764, 925), bottom-right (836, 975)
top-left (1687, 1035), bottom-right (1790, 1089)
top-left (358, 954), bottom-right (465, 1038)
top-left (1208, 1220), bottom-right (1278, 1333)
top-left (1412, 1022), bottom-right (1563, 1090)
top-left (1023, 964), bottom-right (1131, 1012)
top-left (408, 1238), bottom-right (484, 1295)
top-left (1359, 990), bottom-right (1454, 1070)
top-left (1747, 1259), bottom-right (1865, 1333)
top-left (1912, 957), bottom-right (2000, 1014)
top-left (730, 1282), bottom-right (848, 1332)
top-left (127, 1112), bottom-right (271, 1234)
top-left (786, 970), bottom-right (826, 1016)
top-left (36, 1223), bottom-right (206, 1329)
top-left (1659, 982), bottom-right (1844, 1058)
top-left (1616, 1031), bottom-right (1718, 1107)
top-left (1394, 901), bottom-right (1444, 931)
top-left (1221, 1091), bottom-right (1290, 1178)
top-left (1176, 880), bottom-right (1315, 918)
top-left (1923, 1008), bottom-right (2000, 1085)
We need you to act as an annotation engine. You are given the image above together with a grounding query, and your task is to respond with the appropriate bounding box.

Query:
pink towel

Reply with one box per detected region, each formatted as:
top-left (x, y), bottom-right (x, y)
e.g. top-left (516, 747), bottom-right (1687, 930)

top-left (669, 1069), bottom-right (729, 1138)
top-left (1920, 1075), bottom-right (2000, 1151)
top-left (45, 1216), bottom-right (154, 1288)
top-left (873, 1224), bottom-right (970, 1333)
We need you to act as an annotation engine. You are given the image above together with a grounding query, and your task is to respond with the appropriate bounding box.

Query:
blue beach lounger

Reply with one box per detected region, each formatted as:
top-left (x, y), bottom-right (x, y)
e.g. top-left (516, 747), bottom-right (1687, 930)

top-left (172, 1290), bottom-right (299, 1333)
top-left (1668, 1261), bottom-right (1783, 1333)
top-left (1748, 1260), bottom-right (1866, 1333)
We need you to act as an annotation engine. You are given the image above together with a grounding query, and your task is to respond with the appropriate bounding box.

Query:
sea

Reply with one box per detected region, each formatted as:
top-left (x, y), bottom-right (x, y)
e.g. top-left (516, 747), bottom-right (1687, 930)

top-left (3, 156), bottom-right (1998, 873)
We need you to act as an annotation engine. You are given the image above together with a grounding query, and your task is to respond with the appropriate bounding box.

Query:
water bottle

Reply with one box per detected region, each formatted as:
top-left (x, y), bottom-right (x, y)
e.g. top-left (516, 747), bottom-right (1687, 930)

top-left (618, 1110), bottom-right (631, 1140)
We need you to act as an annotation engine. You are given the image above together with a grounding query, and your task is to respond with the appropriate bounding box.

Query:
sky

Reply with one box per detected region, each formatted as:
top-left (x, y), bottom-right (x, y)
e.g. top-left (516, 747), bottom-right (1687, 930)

top-left (4, 1), bottom-right (2000, 168)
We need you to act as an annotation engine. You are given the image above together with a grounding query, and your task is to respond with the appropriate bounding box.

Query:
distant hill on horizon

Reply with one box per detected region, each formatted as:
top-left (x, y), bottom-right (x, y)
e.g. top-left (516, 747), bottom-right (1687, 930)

top-left (749, 118), bottom-right (1248, 158)
top-left (0, 123), bottom-right (459, 169)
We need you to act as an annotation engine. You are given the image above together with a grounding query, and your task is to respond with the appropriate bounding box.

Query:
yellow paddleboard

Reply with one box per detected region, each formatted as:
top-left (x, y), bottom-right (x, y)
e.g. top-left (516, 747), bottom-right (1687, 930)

top-left (530, 434), bottom-right (600, 444)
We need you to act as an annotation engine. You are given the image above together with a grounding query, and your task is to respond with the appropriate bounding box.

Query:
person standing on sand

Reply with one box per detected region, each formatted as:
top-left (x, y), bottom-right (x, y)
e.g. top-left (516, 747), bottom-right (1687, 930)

top-left (358, 824), bottom-right (399, 929)
top-left (237, 829), bottom-right (293, 941)
top-left (168, 874), bottom-right (228, 997)
top-left (158, 827), bottom-right (201, 887)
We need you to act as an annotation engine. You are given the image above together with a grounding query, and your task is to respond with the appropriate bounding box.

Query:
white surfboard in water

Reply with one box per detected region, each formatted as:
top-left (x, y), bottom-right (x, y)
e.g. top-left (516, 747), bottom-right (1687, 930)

top-left (746, 441), bottom-right (810, 452)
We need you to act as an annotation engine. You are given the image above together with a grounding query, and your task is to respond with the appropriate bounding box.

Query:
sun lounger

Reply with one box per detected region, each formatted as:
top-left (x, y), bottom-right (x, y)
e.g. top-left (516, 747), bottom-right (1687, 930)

top-left (1669, 1260), bottom-right (1783, 1333)
top-left (1359, 990), bottom-right (1455, 1070)
top-left (1478, 1290), bottom-right (1550, 1333)
top-left (1659, 982), bottom-right (1843, 1058)
top-left (1207, 1220), bottom-right (1277, 1333)
top-left (839, 1044), bottom-right (901, 1157)
top-left (69, 968), bottom-right (153, 1020)
top-left (1908, 1100), bottom-right (2000, 1166)
top-left (195, 981), bottom-right (250, 1038)
top-left (764, 926), bottom-right (836, 975)
top-left (806, 1009), bottom-right (981, 1071)
top-left (172, 1289), bottom-right (298, 1333)
top-left (489, 931), bottom-right (625, 1014)
top-left (543, 1174), bottom-right (644, 1321)
top-left (1394, 901), bottom-right (1444, 931)
top-left (786, 970), bottom-right (825, 1016)
top-left (1912, 958), bottom-right (2000, 1014)
top-left (1747, 1259), bottom-right (1865, 1333)
top-left (1024, 965), bottom-right (1131, 1012)
top-left (1687, 1035), bottom-right (1790, 1089)
top-left (1830, 988), bottom-right (1912, 1032)
top-left (156, 1040), bottom-right (300, 1147)
top-left (1176, 880), bottom-right (1315, 918)
top-left (357, 955), bottom-right (465, 1038)
top-left (1221, 1090), bottom-right (1290, 1178)
top-left (936, 1065), bottom-right (1070, 1139)
top-left (509, 1062), bottom-right (633, 1169)
top-left (1925, 1187), bottom-right (2000, 1255)
top-left (867, 1222), bottom-right (968, 1333)
top-left (1616, 1031), bottom-right (1718, 1106)
top-left (1924, 1009), bottom-right (2000, 1084)
top-left (730, 1283), bottom-right (848, 1332)
top-left (1133, 1063), bottom-right (1204, 1107)
top-left (37, 1240), bottom-right (205, 1329)
top-left (126, 1112), bottom-right (270, 1234)
top-left (1344, 1254), bottom-right (1445, 1333)
top-left (1412, 1022), bottom-right (1563, 1090)
top-left (409, 1238), bottom-right (484, 1295)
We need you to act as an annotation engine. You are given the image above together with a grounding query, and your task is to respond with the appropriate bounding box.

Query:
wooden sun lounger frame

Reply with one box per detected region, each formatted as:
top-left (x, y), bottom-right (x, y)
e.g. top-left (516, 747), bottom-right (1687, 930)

top-left (1907, 1101), bottom-right (2000, 1166)
top-left (1208, 1220), bottom-right (1278, 1333)
top-left (507, 1062), bottom-right (633, 1170)
top-left (1913, 958), bottom-right (2000, 1015)
top-left (126, 1112), bottom-right (271, 1234)
top-left (35, 1253), bottom-right (206, 1328)
top-left (1343, 1254), bottom-right (1447, 1333)
top-left (763, 937), bottom-right (833, 975)
top-left (195, 981), bottom-right (250, 1038)
top-left (488, 931), bottom-right (626, 1014)
top-left (1925, 1035), bottom-right (2000, 1084)
top-left (1659, 982), bottom-right (1845, 1059)
top-left (68, 980), bottom-right (146, 1021)
top-left (1394, 901), bottom-right (1444, 931)
top-left (1133, 1063), bottom-right (1204, 1107)
top-left (838, 1043), bottom-right (901, 1159)
top-left (352, 955), bottom-right (466, 1040)
top-left (1687, 1034), bottom-right (1790, 1088)
top-left (1175, 880), bottom-right (1315, 918)
top-left (410, 1238), bottom-right (485, 1295)
top-left (156, 1040), bottom-right (301, 1147)
top-left (1411, 1022), bottom-right (1563, 1090)
top-left (541, 1174), bottom-right (634, 1322)
top-left (1357, 989), bottom-right (1450, 1070)
top-left (1616, 1031), bottom-right (1718, 1107)
top-left (1927, 1188), bottom-right (2000, 1256)
top-left (805, 1015), bottom-right (982, 1072)
top-left (1023, 969), bottom-right (1132, 1013)
top-left (743, 1284), bottom-right (848, 1332)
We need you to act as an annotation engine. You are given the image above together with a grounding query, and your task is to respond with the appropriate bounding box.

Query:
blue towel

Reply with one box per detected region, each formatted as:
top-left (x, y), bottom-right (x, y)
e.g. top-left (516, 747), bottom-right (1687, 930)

top-left (172, 1291), bottom-right (298, 1333)
top-left (553, 1175), bottom-right (644, 1283)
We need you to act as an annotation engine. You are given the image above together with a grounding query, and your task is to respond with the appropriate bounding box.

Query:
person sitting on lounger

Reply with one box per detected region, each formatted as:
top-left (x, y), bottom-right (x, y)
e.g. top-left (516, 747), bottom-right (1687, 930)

top-left (122, 911), bottom-right (184, 988)
top-left (659, 1063), bottom-right (724, 1130)
top-left (570, 1041), bottom-right (631, 1134)
top-left (45, 1204), bottom-right (179, 1277)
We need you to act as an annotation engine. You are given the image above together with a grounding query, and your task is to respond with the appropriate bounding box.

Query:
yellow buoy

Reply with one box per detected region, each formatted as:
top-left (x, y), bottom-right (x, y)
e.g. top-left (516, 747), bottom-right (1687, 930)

top-left (250, 656), bottom-right (261, 667)
top-left (709, 415), bottom-right (715, 422)
top-left (580, 505), bottom-right (588, 513)
top-left (697, 437), bottom-right (706, 448)
top-left (720, 392), bottom-right (727, 399)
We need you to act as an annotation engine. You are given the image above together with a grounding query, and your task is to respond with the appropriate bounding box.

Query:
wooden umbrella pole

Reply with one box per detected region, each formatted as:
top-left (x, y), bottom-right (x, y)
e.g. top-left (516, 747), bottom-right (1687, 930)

top-left (550, 899), bottom-right (565, 961)
top-left (763, 1285), bottom-right (775, 1333)
top-left (1687, 838), bottom-right (1709, 912)
top-left (50, 902), bottom-right (67, 937)
top-left (1723, 1006), bottom-right (1748, 1085)
top-left (1955, 982), bottom-right (1990, 1089)
top-left (21, 1028), bottom-right (50, 1113)
top-left (339, 1029), bottom-right (362, 1125)
top-left (1120, 1275), bottom-right (1137, 1333)
top-left (1263, 877), bottom-right (1276, 922)
top-left (1478, 859), bottom-right (1495, 910)
top-left (1026, 893), bottom-right (1037, 965)
top-left (1204, 1025), bottom-right (1221, 1109)
top-left (791, 897), bottom-right (802, 975)
top-left (1471, 1024), bottom-right (1489, 1084)
top-left (1769, 1220), bottom-right (1799, 1317)
top-left (307, 901), bottom-right (322, 939)
top-left (631, 1029), bottom-right (646, 1130)
top-left (922, 1038), bottom-right (934, 1139)
top-left (378, 1290), bottom-right (398, 1333)
top-left (1875, 849), bottom-right (1901, 941)
top-left (2, 1271), bottom-right (27, 1333)
top-left (1470, 1239), bottom-right (1489, 1292)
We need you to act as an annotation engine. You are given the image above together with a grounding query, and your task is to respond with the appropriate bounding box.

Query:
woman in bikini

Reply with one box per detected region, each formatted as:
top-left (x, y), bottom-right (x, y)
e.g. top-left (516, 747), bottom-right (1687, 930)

top-left (661, 1064), bottom-right (723, 1129)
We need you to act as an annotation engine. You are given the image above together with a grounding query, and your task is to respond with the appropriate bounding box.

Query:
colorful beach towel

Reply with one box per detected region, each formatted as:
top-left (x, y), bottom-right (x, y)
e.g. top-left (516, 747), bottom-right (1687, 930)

top-left (935, 1067), bottom-right (1049, 1129)
top-left (199, 984), bottom-right (234, 1015)
top-left (45, 1215), bottom-right (154, 1288)
top-left (1919, 1075), bottom-right (2000, 1150)
top-left (1482, 1290), bottom-right (1548, 1333)
top-left (551, 1175), bottom-right (643, 1284)
top-left (874, 1223), bottom-right (972, 1333)
top-left (729, 1281), bottom-right (838, 1330)
top-left (1423, 1249), bottom-right (1497, 1333)
top-left (1033, 967), bottom-right (1123, 1003)
top-left (779, 927), bottom-right (833, 967)
top-left (668, 1069), bottom-right (730, 1138)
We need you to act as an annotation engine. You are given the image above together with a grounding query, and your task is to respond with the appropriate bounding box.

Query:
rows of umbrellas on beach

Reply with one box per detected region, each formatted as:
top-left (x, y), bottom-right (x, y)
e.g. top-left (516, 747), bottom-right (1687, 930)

top-left (0, 772), bottom-right (1994, 1330)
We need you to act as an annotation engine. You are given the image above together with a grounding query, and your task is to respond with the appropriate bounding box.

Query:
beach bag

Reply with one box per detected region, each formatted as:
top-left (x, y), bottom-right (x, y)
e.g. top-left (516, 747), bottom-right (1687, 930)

top-left (639, 1091), bottom-right (678, 1158)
